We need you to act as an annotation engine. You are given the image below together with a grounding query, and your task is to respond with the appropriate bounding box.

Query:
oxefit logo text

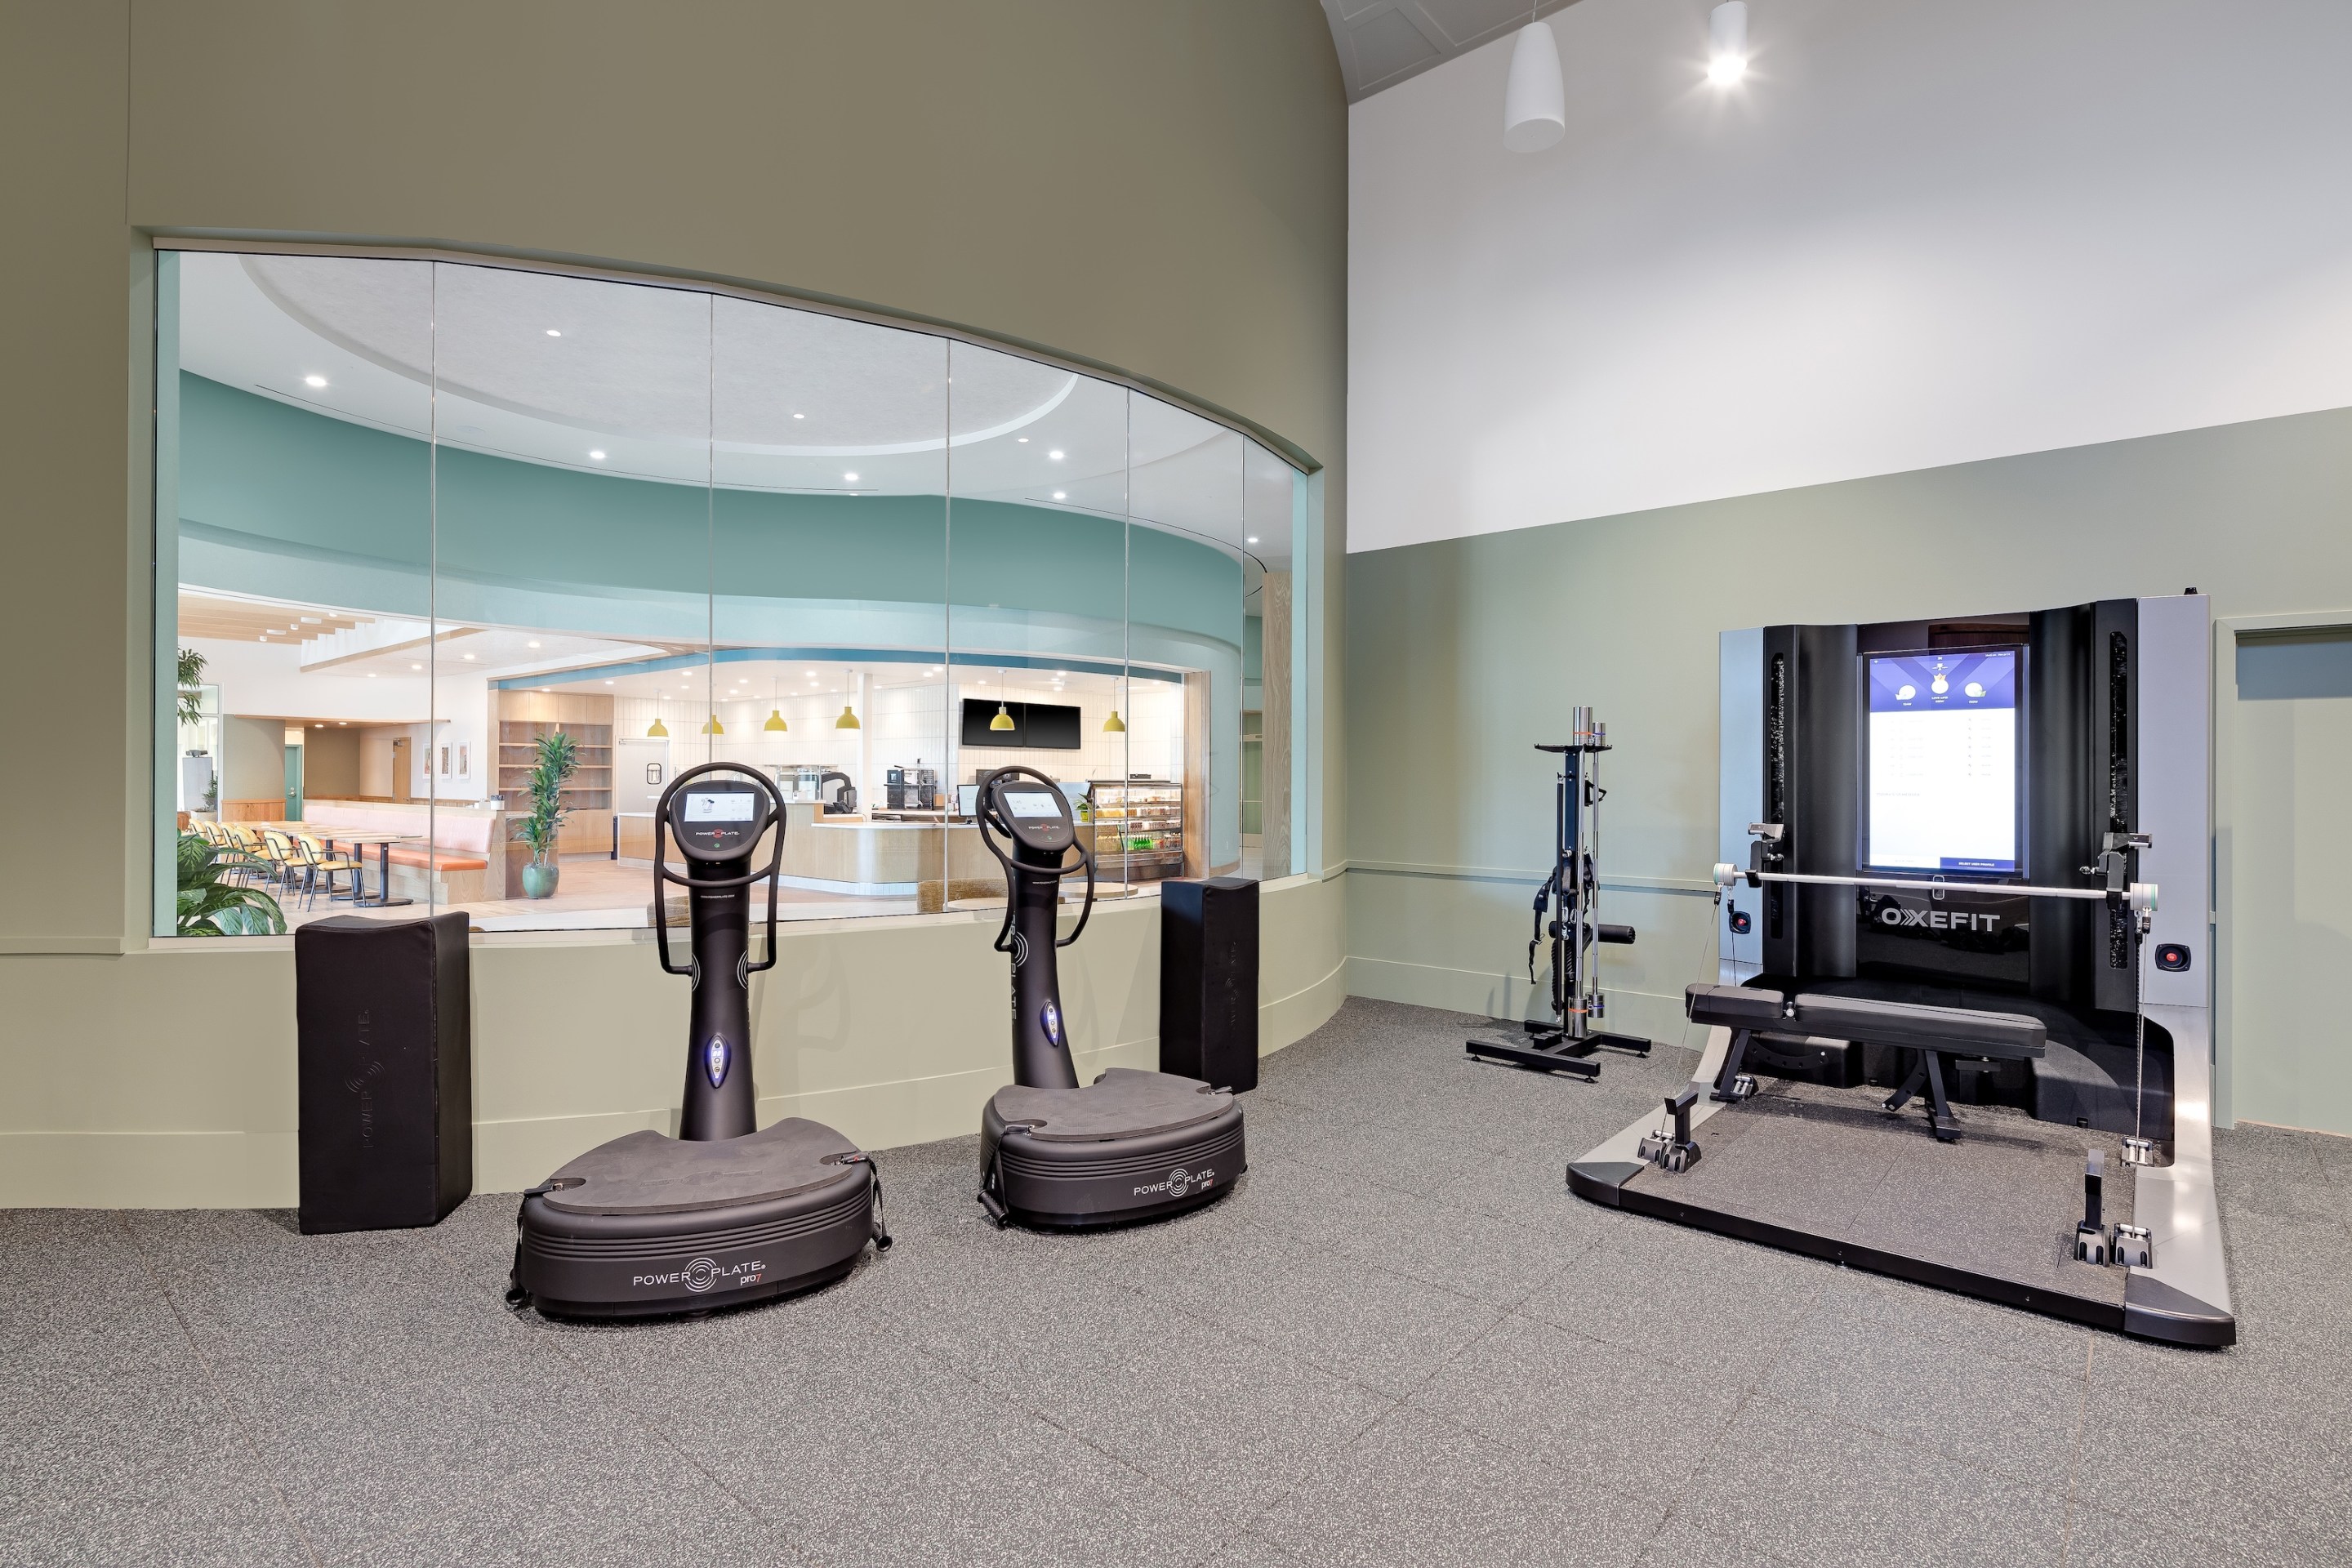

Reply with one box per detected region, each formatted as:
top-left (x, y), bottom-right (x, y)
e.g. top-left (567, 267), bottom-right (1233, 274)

top-left (1134, 1167), bottom-right (1214, 1199)
top-left (633, 1256), bottom-right (766, 1294)
top-left (1878, 906), bottom-right (2002, 932)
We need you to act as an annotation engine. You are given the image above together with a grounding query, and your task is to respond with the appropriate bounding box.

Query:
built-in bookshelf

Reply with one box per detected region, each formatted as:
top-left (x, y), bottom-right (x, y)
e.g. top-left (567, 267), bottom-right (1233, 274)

top-left (493, 690), bottom-right (613, 855)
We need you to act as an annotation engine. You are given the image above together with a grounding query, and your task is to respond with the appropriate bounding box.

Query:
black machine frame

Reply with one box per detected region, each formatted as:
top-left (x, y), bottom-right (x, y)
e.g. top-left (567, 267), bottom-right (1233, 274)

top-left (1466, 708), bottom-right (1647, 1080)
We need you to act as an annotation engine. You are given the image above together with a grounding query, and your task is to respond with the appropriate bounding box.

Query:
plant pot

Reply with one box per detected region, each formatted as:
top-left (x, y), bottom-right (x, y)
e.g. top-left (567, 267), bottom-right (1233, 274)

top-left (520, 861), bottom-right (560, 899)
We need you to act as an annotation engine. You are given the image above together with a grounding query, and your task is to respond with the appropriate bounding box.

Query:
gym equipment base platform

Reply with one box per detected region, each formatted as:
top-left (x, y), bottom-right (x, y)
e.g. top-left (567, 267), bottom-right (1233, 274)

top-left (1570, 1007), bottom-right (2235, 1347)
top-left (1465, 1022), bottom-right (1650, 1080)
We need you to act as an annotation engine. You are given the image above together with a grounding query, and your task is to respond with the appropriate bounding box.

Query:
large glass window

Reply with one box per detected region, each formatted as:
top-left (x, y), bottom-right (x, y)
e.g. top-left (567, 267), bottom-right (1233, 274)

top-left (153, 248), bottom-right (1313, 935)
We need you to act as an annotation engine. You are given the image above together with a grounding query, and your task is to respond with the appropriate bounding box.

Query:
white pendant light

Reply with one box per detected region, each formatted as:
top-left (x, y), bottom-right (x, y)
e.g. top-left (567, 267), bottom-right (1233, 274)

top-left (1503, 14), bottom-right (1566, 154)
top-left (1708, 2), bottom-right (1748, 85)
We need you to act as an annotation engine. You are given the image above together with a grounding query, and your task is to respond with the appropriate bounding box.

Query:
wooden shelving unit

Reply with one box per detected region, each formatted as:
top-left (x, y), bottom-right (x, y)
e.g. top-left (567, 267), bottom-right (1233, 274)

top-left (1086, 779), bottom-right (1185, 882)
top-left (494, 690), bottom-right (613, 855)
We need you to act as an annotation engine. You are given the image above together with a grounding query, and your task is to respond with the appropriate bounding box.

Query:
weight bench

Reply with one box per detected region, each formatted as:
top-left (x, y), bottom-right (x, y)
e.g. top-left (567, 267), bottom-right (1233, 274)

top-left (1686, 983), bottom-right (2047, 1142)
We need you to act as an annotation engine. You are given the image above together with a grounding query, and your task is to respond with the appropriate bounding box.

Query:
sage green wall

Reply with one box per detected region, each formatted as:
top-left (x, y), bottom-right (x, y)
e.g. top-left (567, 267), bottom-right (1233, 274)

top-left (0, 2), bottom-right (1347, 1205)
top-left (1346, 403), bottom-right (2352, 1124)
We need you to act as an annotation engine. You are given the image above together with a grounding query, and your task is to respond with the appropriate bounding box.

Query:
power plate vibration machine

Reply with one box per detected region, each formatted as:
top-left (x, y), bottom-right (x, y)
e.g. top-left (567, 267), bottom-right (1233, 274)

top-left (507, 763), bottom-right (889, 1319)
top-left (973, 766), bottom-right (1245, 1230)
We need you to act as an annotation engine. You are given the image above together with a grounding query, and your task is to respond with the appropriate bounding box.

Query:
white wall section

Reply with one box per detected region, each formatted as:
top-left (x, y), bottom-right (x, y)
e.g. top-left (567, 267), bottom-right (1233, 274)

top-left (1349, 0), bottom-right (2352, 553)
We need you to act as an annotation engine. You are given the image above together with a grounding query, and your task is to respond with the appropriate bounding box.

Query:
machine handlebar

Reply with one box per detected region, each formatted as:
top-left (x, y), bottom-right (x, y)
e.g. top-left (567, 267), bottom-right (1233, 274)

top-left (973, 764), bottom-right (1096, 952)
top-left (652, 762), bottom-right (786, 977)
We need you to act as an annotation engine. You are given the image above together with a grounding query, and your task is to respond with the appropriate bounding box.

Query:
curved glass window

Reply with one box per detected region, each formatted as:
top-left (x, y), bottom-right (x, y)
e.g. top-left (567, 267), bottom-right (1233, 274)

top-left (152, 249), bottom-right (1312, 935)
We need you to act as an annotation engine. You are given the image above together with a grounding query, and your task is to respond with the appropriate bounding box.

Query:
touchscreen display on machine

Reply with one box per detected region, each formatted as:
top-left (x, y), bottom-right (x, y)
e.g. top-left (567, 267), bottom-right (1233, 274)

top-left (1864, 648), bottom-right (2020, 875)
top-left (683, 790), bottom-right (757, 822)
top-left (1003, 790), bottom-right (1063, 820)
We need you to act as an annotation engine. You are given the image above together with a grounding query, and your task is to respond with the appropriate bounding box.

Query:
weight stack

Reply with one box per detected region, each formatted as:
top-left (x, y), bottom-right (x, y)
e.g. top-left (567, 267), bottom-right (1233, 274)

top-left (295, 911), bottom-right (472, 1233)
top-left (1160, 876), bottom-right (1259, 1093)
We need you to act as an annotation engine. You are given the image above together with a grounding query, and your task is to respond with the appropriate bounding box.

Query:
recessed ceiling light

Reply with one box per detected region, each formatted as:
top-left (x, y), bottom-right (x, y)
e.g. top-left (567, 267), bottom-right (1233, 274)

top-left (604, 679), bottom-right (614, 685)
top-left (843, 472), bottom-right (859, 483)
top-left (1018, 438), bottom-right (1029, 443)
top-left (1048, 450), bottom-right (1065, 461)
top-left (546, 328), bottom-right (562, 337)
top-left (1052, 491), bottom-right (1067, 501)
top-left (337, 721), bottom-right (347, 726)
top-left (541, 688), bottom-right (551, 693)
top-left (461, 653), bottom-right (475, 661)
top-left (792, 412), bottom-right (805, 420)
top-left (367, 672), bottom-right (377, 679)
top-left (304, 375), bottom-right (327, 388)
top-left (1246, 536), bottom-right (1258, 544)
top-left (526, 640), bottom-right (541, 648)
top-left (410, 662), bottom-right (423, 671)
top-left (588, 450), bottom-right (606, 461)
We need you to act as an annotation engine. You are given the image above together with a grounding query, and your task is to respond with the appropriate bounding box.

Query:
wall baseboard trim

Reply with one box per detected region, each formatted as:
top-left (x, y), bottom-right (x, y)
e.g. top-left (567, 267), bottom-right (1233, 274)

top-left (1343, 954), bottom-right (1693, 1046)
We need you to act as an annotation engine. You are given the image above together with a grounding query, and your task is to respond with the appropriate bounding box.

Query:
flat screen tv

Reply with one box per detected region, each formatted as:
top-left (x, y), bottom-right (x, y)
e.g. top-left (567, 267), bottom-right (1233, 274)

top-left (1860, 647), bottom-right (2025, 876)
top-left (960, 698), bottom-right (1081, 750)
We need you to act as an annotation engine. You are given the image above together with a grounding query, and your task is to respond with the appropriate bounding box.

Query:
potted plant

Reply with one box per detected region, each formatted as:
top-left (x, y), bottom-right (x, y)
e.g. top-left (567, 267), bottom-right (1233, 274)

top-left (514, 730), bottom-right (578, 898)
top-left (176, 831), bottom-right (284, 936)
top-left (176, 648), bottom-right (207, 727)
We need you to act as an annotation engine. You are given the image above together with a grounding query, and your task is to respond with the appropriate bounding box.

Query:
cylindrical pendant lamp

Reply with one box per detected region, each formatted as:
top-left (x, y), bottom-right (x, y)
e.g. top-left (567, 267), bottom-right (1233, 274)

top-left (1503, 20), bottom-right (1566, 153)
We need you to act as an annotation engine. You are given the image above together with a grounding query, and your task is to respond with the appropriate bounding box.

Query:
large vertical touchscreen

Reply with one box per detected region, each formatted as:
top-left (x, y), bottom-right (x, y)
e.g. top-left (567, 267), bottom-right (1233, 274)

top-left (1864, 648), bottom-right (2021, 875)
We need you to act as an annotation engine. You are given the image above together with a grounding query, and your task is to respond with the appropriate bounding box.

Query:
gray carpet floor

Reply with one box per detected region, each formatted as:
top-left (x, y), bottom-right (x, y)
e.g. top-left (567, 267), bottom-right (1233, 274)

top-left (6, 996), bottom-right (2350, 1568)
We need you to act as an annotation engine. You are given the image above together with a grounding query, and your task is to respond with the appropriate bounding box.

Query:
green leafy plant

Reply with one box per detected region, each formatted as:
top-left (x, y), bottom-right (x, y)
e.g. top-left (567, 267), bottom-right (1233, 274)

top-left (175, 831), bottom-right (284, 937)
top-left (176, 648), bottom-right (208, 727)
top-left (514, 730), bottom-right (579, 864)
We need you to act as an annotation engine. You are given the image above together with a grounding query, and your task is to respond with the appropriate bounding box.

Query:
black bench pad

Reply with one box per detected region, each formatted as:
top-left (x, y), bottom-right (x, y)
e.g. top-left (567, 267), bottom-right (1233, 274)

top-left (1684, 983), bottom-right (2045, 1059)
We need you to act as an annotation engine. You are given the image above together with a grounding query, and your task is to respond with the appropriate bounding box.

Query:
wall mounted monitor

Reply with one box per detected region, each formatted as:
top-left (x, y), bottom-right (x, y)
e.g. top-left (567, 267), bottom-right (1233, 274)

top-left (1860, 647), bottom-right (2025, 876)
top-left (960, 699), bottom-right (1081, 750)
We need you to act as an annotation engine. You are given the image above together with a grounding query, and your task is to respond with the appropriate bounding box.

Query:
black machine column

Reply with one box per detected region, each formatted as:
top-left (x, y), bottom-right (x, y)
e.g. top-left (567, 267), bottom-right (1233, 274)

top-left (1758, 624), bottom-right (1860, 980)
top-left (653, 764), bottom-right (786, 1142)
top-left (977, 766), bottom-right (1096, 1091)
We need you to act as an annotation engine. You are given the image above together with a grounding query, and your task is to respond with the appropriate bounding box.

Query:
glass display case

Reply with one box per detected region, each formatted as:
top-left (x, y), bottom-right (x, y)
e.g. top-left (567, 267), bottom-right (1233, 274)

top-left (1087, 779), bottom-right (1185, 883)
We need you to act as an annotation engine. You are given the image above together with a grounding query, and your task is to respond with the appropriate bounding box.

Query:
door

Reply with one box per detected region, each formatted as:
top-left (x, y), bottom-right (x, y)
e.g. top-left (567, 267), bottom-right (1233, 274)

top-left (283, 744), bottom-right (304, 821)
top-left (2225, 625), bottom-right (2352, 1134)
top-left (391, 737), bottom-right (411, 803)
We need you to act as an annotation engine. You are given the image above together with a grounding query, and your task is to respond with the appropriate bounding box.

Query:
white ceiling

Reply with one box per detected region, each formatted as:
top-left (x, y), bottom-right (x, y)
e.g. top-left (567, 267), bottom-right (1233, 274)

top-left (1322, 0), bottom-right (1580, 101)
top-left (176, 251), bottom-right (1293, 568)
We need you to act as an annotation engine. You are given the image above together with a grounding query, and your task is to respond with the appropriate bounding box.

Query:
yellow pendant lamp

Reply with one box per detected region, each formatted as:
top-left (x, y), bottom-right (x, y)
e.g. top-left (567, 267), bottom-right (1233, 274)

top-left (702, 714), bottom-right (724, 735)
top-left (764, 709), bottom-right (788, 733)
top-left (1102, 710), bottom-right (1126, 733)
top-left (990, 703), bottom-right (1016, 732)
top-left (646, 716), bottom-right (670, 737)
top-left (834, 704), bottom-right (860, 730)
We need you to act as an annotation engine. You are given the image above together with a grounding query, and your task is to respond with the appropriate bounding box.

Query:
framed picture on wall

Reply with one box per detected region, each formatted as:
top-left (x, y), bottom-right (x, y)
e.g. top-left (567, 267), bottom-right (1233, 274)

top-left (457, 744), bottom-right (469, 777)
top-left (440, 745), bottom-right (451, 776)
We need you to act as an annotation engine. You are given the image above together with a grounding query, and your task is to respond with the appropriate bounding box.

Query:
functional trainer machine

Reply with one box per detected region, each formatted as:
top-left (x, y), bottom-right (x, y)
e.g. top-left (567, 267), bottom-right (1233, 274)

top-left (507, 764), bottom-right (889, 1318)
top-left (1466, 708), bottom-right (1648, 1079)
top-left (972, 765), bottom-right (1245, 1230)
top-left (1567, 595), bottom-right (2234, 1346)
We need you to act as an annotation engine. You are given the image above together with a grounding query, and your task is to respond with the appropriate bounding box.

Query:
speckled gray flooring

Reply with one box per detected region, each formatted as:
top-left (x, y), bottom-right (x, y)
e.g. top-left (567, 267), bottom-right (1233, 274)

top-left (5, 997), bottom-right (2350, 1567)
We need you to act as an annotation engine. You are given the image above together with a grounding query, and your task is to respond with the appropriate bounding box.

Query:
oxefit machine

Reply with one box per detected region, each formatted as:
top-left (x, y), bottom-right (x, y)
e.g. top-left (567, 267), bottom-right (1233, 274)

top-left (507, 764), bottom-right (889, 1318)
top-left (972, 766), bottom-right (1245, 1230)
top-left (1466, 709), bottom-right (1647, 1079)
top-left (1568, 595), bottom-right (2232, 1346)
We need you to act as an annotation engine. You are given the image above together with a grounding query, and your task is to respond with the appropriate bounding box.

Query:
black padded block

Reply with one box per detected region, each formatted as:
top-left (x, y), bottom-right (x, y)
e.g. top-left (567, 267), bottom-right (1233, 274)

top-left (1161, 876), bottom-right (1258, 1092)
top-left (295, 912), bottom-right (471, 1233)
top-left (1790, 993), bottom-right (2046, 1059)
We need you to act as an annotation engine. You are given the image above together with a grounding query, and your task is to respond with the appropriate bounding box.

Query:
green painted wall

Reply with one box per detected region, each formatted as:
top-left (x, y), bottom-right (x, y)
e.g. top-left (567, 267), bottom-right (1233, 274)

top-left (179, 371), bottom-right (1242, 648)
top-left (1345, 403), bottom-right (2352, 1129)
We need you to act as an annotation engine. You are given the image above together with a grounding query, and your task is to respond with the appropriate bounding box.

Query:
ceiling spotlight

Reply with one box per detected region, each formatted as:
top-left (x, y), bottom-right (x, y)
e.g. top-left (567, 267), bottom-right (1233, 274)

top-left (843, 472), bottom-right (859, 483)
top-left (527, 640), bottom-right (541, 648)
top-left (792, 412), bottom-right (805, 420)
top-left (1018, 438), bottom-right (1030, 443)
top-left (546, 328), bottom-right (562, 337)
top-left (604, 679), bottom-right (615, 685)
top-left (368, 672), bottom-right (378, 679)
top-left (1048, 450), bottom-right (1065, 461)
top-left (589, 450), bottom-right (607, 461)
top-left (1053, 491), bottom-right (1067, 501)
top-left (1708, 2), bottom-right (1748, 84)
top-left (541, 688), bottom-right (551, 693)
top-left (304, 374), bottom-right (327, 388)
top-left (461, 653), bottom-right (475, 661)
top-left (410, 662), bottom-right (423, 671)
top-left (1246, 536), bottom-right (1259, 544)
